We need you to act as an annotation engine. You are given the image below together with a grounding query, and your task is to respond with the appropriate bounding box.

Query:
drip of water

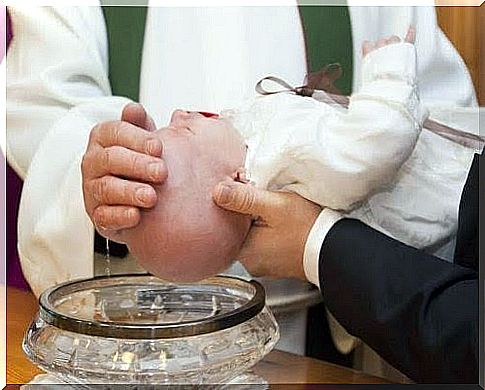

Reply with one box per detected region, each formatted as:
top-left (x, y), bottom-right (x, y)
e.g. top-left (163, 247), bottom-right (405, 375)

top-left (105, 238), bottom-right (111, 277)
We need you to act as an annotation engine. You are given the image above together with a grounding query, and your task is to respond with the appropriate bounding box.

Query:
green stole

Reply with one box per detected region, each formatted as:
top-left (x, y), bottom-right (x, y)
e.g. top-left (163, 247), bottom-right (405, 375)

top-left (97, 5), bottom-right (353, 257)
top-left (102, 6), bottom-right (148, 102)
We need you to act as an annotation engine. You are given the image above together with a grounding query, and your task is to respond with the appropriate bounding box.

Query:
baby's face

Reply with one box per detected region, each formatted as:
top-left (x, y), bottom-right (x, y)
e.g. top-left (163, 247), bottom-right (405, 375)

top-left (122, 111), bottom-right (251, 282)
top-left (163, 110), bottom-right (247, 177)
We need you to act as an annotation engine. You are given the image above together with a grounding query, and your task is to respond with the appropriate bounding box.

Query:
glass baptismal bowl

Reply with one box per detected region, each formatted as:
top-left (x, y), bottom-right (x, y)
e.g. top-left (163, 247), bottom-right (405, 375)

top-left (23, 275), bottom-right (279, 385)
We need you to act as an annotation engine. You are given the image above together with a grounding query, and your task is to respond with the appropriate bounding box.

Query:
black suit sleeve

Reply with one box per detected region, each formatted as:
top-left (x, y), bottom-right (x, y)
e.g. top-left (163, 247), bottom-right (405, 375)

top-left (319, 219), bottom-right (478, 383)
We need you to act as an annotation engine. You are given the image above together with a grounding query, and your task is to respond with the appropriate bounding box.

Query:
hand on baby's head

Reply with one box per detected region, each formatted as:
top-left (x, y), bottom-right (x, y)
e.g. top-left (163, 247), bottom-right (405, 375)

top-left (121, 110), bottom-right (251, 282)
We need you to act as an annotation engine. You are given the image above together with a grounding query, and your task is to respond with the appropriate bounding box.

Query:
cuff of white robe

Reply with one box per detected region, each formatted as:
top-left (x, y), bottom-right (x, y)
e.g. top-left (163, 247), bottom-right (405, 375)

top-left (303, 208), bottom-right (343, 289)
top-left (361, 42), bottom-right (417, 86)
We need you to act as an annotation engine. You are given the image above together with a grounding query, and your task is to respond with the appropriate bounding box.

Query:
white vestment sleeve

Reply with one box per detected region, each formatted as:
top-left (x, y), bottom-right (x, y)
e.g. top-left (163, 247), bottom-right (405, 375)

top-left (7, 7), bottom-right (132, 297)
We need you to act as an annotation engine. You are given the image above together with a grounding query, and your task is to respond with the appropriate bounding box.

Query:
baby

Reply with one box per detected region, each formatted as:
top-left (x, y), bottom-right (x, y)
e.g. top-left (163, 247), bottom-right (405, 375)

top-left (122, 39), bottom-right (475, 282)
top-left (123, 112), bottom-right (251, 281)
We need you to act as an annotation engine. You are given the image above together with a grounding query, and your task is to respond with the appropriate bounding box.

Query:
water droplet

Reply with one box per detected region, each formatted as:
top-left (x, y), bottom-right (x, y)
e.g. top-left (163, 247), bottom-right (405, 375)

top-left (105, 238), bottom-right (111, 277)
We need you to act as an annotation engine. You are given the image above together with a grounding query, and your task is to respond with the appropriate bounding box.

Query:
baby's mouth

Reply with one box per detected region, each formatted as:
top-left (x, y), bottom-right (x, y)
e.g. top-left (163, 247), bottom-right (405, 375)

top-left (197, 111), bottom-right (219, 119)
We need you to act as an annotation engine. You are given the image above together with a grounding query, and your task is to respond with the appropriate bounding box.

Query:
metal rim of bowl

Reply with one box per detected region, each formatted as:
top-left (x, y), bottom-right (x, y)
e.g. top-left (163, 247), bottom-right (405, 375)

top-left (38, 274), bottom-right (266, 339)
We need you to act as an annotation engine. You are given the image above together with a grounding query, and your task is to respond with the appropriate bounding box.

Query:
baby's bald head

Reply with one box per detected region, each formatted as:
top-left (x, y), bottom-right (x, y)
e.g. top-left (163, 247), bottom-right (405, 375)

top-left (122, 111), bottom-right (251, 282)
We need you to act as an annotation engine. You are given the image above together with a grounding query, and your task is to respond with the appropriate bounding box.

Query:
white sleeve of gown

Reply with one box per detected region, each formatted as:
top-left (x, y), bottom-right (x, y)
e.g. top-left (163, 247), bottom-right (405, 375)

top-left (241, 42), bottom-right (428, 211)
top-left (7, 6), bottom-right (132, 296)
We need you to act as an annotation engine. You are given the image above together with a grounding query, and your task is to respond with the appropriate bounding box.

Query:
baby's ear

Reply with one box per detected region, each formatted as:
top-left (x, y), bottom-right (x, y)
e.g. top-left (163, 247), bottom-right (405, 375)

top-left (232, 167), bottom-right (251, 184)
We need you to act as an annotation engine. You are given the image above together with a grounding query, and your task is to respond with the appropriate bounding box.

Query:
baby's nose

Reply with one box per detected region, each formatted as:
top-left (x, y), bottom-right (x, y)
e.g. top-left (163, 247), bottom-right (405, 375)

top-left (169, 109), bottom-right (191, 125)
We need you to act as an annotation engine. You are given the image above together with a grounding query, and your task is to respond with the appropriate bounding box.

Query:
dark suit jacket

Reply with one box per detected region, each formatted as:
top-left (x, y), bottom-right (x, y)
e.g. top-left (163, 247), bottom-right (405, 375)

top-left (319, 153), bottom-right (480, 383)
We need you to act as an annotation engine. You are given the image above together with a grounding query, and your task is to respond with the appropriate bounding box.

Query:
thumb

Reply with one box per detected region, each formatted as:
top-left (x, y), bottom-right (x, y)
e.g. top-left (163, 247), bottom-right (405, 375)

top-left (212, 181), bottom-right (281, 218)
top-left (122, 103), bottom-right (157, 132)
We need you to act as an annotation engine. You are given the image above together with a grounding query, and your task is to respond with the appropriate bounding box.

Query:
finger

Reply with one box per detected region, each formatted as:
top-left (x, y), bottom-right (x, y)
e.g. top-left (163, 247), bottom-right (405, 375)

top-left (100, 146), bottom-right (167, 183)
top-left (93, 205), bottom-right (141, 231)
top-left (89, 176), bottom-right (158, 208)
top-left (405, 26), bottom-right (416, 44)
top-left (387, 35), bottom-right (401, 45)
top-left (95, 226), bottom-right (122, 242)
top-left (375, 38), bottom-right (389, 50)
top-left (362, 40), bottom-right (373, 57)
top-left (121, 103), bottom-right (157, 132)
top-left (91, 121), bottom-right (163, 157)
top-left (212, 181), bottom-right (284, 218)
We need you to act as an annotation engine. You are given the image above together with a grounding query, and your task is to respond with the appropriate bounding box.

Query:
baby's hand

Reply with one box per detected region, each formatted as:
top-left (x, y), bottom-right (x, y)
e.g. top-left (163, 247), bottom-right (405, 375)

top-left (362, 26), bottom-right (416, 58)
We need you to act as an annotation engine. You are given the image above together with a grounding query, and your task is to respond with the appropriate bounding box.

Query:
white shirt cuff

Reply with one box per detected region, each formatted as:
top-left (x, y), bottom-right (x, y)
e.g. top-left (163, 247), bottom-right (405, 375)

top-left (303, 208), bottom-right (343, 289)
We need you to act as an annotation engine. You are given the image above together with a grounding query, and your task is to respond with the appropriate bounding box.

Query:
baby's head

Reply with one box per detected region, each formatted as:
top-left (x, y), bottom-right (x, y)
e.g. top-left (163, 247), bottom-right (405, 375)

top-left (122, 110), bottom-right (251, 282)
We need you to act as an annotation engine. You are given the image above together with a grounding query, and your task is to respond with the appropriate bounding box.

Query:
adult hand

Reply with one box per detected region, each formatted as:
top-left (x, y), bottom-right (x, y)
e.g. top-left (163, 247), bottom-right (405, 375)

top-left (362, 26), bottom-right (416, 57)
top-left (82, 103), bottom-right (167, 241)
top-left (212, 181), bottom-right (321, 280)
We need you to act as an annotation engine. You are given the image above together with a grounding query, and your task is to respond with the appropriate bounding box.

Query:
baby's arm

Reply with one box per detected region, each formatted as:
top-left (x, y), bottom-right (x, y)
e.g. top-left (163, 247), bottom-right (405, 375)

top-left (242, 34), bottom-right (428, 211)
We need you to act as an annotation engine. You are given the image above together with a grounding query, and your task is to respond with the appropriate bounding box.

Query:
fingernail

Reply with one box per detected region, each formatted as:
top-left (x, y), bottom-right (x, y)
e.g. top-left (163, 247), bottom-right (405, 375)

top-left (148, 162), bottom-right (163, 180)
top-left (136, 187), bottom-right (154, 204)
top-left (216, 184), bottom-right (233, 205)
